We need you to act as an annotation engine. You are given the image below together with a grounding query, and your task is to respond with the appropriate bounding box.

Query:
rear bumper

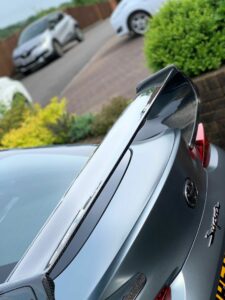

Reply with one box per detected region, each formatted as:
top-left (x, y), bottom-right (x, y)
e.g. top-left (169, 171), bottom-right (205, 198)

top-left (171, 144), bottom-right (225, 300)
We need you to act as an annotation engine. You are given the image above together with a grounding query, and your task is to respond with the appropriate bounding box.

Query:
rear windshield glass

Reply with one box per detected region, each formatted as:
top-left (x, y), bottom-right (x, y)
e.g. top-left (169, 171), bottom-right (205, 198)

top-left (18, 18), bottom-right (49, 45)
top-left (0, 152), bottom-right (88, 282)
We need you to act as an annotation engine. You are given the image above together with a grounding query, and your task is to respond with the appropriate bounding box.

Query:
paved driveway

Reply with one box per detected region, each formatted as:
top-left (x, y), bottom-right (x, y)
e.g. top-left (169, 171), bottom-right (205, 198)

top-left (62, 32), bottom-right (151, 114)
top-left (21, 20), bottom-right (114, 106)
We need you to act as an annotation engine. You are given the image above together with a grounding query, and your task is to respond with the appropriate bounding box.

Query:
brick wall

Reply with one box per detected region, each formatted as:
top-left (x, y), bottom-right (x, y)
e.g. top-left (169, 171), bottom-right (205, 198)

top-left (0, 1), bottom-right (115, 77)
top-left (193, 66), bottom-right (225, 149)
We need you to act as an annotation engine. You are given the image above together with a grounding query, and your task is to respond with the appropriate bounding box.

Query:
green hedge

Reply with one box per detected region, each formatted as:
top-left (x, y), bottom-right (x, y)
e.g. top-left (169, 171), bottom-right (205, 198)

top-left (0, 94), bottom-right (30, 140)
top-left (0, 96), bottom-right (129, 149)
top-left (69, 114), bottom-right (94, 142)
top-left (73, 0), bottom-right (105, 5)
top-left (92, 97), bottom-right (130, 137)
top-left (144, 0), bottom-right (225, 77)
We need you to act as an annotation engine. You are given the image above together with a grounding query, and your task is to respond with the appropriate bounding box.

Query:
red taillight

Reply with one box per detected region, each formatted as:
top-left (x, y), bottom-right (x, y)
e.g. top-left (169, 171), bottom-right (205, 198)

top-left (155, 286), bottom-right (171, 300)
top-left (191, 123), bottom-right (210, 168)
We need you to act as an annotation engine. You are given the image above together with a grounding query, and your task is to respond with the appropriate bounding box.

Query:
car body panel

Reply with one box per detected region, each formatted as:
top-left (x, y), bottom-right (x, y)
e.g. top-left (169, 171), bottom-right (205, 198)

top-left (54, 129), bottom-right (177, 299)
top-left (6, 89), bottom-right (156, 282)
top-left (50, 150), bottom-right (132, 279)
top-left (52, 13), bottom-right (77, 45)
top-left (110, 0), bottom-right (167, 36)
top-left (6, 66), bottom-right (198, 285)
top-left (103, 136), bottom-right (207, 300)
top-left (169, 145), bottom-right (225, 300)
top-left (54, 142), bottom-right (225, 300)
top-left (0, 77), bottom-right (32, 109)
top-left (0, 66), bottom-right (225, 300)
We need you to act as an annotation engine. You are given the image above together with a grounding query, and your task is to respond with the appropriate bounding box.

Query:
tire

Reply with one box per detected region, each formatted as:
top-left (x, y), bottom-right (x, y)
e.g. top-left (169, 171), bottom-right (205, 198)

top-left (21, 70), bottom-right (31, 76)
top-left (53, 40), bottom-right (64, 58)
top-left (128, 11), bottom-right (150, 35)
top-left (75, 26), bottom-right (84, 42)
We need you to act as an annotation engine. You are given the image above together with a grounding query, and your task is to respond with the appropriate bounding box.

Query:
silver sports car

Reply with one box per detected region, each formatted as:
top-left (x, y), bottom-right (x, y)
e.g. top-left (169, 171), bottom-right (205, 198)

top-left (0, 66), bottom-right (225, 300)
top-left (12, 12), bottom-right (83, 75)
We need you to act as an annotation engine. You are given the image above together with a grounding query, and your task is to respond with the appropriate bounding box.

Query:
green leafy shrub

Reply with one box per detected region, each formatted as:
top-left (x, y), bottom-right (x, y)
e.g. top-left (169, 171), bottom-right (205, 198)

top-left (12, 92), bottom-right (30, 104)
top-left (69, 114), bottom-right (95, 142)
top-left (0, 96), bottom-right (130, 149)
top-left (0, 94), bottom-right (31, 141)
top-left (46, 113), bottom-right (74, 144)
top-left (0, 103), bottom-right (7, 118)
top-left (144, 0), bottom-right (225, 76)
top-left (1, 98), bottom-right (66, 149)
top-left (92, 97), bottom-right (129, 136)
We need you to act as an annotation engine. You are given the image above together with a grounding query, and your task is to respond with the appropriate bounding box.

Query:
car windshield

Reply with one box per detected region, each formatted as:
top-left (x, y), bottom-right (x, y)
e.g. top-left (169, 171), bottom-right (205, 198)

top-left (18, 18), bottom-right (49, 45)
top-left (0, 151), bottom-right (89, 282)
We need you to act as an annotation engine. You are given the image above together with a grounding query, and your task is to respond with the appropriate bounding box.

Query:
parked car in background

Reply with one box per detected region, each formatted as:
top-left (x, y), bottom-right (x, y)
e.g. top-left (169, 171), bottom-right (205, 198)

top-left (110, 0), bottom-right (167, 36)
top-left (12, 12), bottom-right (83, 75)
top-left (0, 77), bottom-right (32, 115)
top-left (0, 66), bottom-right (225, 300)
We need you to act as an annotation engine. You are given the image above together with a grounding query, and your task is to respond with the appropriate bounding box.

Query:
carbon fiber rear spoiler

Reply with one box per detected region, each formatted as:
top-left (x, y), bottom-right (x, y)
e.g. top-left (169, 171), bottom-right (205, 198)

top-left (6, 65), bottom-right (199, 289)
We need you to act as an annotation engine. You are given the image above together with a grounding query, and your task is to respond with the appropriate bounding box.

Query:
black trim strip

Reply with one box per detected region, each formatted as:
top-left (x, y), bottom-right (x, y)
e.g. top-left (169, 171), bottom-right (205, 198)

top-left (50, 150), bottom-right (132, 279)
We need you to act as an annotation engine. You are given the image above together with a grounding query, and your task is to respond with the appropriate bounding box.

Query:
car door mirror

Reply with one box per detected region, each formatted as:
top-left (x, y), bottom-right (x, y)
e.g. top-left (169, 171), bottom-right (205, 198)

top-left (57, 13), bottom-right (64, 22)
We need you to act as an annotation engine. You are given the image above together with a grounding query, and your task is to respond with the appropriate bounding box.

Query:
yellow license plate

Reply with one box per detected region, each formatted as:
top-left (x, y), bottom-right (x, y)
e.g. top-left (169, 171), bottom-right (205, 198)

top-left (216, 256), bottom-right (225, 299)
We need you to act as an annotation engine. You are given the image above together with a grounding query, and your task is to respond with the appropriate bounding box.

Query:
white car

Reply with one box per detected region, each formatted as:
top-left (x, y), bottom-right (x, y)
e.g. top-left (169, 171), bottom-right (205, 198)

top-left (0, 77), bottom-right (32, 113)
top-left (110, 0), bottom-right (167, 36)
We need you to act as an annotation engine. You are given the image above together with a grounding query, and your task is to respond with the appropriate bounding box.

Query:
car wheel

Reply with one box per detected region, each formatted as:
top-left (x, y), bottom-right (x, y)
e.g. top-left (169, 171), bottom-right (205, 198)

top-left (53, 41), bottom-right (64, 58)
top-left (128, 11), bottom-right (150, 35)
top-left (75, 26), bottom-right (84, 42)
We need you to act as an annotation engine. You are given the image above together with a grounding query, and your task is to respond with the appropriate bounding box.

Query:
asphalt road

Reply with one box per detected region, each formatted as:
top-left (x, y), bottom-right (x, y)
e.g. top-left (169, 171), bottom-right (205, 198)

top-left (21, 20), bottom-right (114, 106)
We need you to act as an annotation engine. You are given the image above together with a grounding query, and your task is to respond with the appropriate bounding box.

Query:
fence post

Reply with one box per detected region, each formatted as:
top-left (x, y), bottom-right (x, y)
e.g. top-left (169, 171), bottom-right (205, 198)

top-left (108, 0), bottom-right (118, 10)
top-left (94, 4), bottom-right (103, 20)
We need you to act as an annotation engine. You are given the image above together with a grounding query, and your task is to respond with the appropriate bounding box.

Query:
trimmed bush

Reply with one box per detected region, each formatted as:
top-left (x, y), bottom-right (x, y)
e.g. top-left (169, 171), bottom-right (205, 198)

top-left (0, 92), bottom-right (29, 119)
top-left (144, 0), bottom-right (225, 76)
top-left (1, 98), bottom-right (66, 148)
top-left (46, 113), bottom-right (74, 144)
top-left (0, 103), bottom-right (7, 118)
top-left (69, 114), bottom-right (95, 142)
top-left (0, 96), bottom-right (130, 149)
top-left (92, 97), bottom-right (129, 136)
top-left (0, 94), bottom-right (31, 141)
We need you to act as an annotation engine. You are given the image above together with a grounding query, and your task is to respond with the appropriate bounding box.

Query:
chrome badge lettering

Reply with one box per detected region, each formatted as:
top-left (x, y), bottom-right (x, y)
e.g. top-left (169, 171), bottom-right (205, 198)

top-left (205, 202), bottom-right (221, 247)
